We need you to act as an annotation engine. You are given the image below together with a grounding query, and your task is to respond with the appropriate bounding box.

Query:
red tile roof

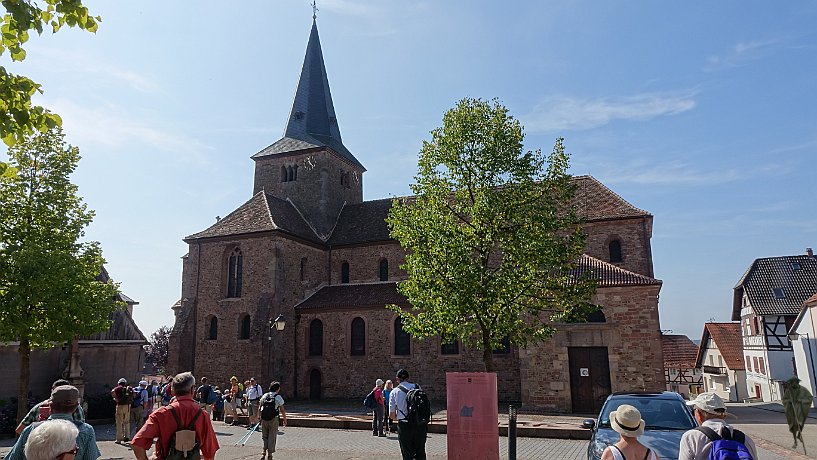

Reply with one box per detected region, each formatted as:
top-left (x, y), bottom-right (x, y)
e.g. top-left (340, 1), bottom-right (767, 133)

top-left (661, 334), bottom-right (699, 368)
top-left (696, 322), bottom-right (745, 370)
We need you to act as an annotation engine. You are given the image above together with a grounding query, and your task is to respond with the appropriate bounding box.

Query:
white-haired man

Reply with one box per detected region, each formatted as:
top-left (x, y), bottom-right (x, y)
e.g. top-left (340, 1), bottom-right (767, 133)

top-left (679, 392), bottom-right (758, 460)
top-left (132, 372), bottom-right (219, 460)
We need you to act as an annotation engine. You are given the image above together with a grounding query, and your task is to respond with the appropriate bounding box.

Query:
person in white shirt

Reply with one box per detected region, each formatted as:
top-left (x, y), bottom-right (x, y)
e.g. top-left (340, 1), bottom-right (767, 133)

top-left (388, 368), bottom-right (426, 460)
top-left (258, 381), bottom-right (287, 460)
top-left (678, 392), bottom-right (758, 460)
top-left (245, 377), bottom-right (264, 428)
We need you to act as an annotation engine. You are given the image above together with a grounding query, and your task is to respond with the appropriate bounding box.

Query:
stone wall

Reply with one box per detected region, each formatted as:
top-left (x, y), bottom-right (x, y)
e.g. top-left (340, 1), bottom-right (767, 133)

top-left (253, 149), bottom-right (364, 237)
top-left (294, 308), bottom-right (521, 402)
top-left (583, 218), bottom-right (654, 277)
top-left (0, 343), bottom-right (144, 402)
top-left (520, 284), bottom-right (664, 412)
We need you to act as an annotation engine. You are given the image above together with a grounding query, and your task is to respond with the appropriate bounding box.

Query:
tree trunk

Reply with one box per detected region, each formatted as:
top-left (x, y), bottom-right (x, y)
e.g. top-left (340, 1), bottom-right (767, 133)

top-left (481, 332), bottom-right (495, 372)
top-left (17, 336), bottom-right (30, 424)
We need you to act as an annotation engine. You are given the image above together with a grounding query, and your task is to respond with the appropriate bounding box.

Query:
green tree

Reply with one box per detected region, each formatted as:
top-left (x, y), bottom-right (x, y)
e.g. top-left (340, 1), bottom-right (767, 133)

top-left (0, 0), bottom-right (100, 174)
top-left (145, 326), bottom-right (172, 374)
top-left (0, 126), bottom-right (120, 422)
top-left (387, 98), bottom-right (597, 372)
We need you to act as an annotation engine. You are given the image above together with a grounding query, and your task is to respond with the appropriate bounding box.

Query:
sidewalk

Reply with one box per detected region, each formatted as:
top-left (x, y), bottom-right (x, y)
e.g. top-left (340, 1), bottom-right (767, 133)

top-left (244, 400), bottom-right (592, 440)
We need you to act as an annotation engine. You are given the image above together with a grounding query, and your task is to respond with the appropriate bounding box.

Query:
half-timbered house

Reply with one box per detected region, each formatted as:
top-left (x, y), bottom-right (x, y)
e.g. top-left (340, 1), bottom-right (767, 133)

top-left (732, 251), bottom-right (817, 402)
top-left (661, 334), bottom-right (702, 398)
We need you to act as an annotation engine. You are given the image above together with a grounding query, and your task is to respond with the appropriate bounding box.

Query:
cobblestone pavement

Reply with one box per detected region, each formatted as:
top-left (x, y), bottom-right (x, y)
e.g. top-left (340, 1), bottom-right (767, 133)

top-left (0, 423), bottom-right (801, 459)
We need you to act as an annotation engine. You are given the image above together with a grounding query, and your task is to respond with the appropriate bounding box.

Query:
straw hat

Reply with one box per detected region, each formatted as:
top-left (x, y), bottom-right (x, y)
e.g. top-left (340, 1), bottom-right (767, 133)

top-left (610, 404), bottom-right (645, 438)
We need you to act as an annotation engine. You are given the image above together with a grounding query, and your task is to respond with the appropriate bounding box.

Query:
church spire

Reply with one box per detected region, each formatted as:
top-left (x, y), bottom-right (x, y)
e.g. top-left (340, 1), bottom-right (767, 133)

top-left (277, 18), bottom-right (363, 169)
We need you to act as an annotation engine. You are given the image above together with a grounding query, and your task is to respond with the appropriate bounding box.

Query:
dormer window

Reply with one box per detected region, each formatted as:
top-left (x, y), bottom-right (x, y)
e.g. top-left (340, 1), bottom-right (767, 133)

top-left (772, 288), bottom-right (786, 299)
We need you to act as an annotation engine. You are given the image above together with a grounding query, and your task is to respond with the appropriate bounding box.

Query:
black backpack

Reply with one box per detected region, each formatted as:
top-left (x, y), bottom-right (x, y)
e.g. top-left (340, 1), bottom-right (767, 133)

top-left (398, 384), bottom-right (431, 426)
top-left (260, 393), bottom-right (279, 421)
top-left (166, 406), bottom-right (203, 460)
top-left (363, 390), bottom-right (377, 410)
top-left (117, 386), bottom-right (134, 405)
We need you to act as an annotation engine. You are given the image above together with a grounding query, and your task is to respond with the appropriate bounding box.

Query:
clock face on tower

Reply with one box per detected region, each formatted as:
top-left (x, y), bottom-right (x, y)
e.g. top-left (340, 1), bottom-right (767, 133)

top-left (303, 155), bottom-right (316, 170)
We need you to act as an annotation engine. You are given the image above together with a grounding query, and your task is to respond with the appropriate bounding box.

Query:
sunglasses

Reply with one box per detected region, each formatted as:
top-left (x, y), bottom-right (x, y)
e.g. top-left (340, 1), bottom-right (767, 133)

top-left (58, 446), bottom-right (78, 458)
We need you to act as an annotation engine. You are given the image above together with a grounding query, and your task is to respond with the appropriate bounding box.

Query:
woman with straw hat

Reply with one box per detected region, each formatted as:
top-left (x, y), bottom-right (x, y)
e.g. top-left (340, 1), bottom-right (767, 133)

top-left (602, 404), bottom-right (659, 460)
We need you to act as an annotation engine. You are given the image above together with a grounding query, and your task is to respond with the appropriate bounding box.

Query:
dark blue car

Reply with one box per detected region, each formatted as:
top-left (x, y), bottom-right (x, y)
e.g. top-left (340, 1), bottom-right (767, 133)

top-left (583, 392), bottom-right (697, 460)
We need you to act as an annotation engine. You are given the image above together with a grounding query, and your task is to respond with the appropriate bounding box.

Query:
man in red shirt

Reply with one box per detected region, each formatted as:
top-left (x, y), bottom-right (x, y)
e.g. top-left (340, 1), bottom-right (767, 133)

top-left (132, 372), bottom-right (220, 460)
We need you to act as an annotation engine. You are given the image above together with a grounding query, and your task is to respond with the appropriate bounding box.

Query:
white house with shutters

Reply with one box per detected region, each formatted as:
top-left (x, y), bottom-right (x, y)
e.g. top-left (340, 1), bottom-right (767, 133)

top-left (732, 250), bottom-right (817, 402)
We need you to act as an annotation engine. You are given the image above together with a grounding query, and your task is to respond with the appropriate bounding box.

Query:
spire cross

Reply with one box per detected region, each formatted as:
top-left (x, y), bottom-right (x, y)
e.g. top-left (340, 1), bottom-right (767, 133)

top-left (311, 1), bottom-right (318, 20)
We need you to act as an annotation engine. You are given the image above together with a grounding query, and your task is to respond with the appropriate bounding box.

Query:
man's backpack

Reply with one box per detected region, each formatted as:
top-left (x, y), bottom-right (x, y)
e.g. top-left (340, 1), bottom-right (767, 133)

top-left (132, 388), bottom-right (145, 408)
top-left (260, 394), bottom-right (279, 421)
top-left (166, 406), bottom-right (203, 460)
top-left (696, 426), bottom-right (754, 460)
top-left (398, 384), bottom-right (431, 426)
top-left (117, 386), bottom-right (135, 405)
top-left (363, 390), bottom-right (377, 410)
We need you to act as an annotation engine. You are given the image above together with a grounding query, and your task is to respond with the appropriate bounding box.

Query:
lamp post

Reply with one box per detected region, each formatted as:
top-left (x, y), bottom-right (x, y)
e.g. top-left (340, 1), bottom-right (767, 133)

top-left (788, 331), bottom-right (817, 396)
top-left (267, 314), bottom-right (286, 383)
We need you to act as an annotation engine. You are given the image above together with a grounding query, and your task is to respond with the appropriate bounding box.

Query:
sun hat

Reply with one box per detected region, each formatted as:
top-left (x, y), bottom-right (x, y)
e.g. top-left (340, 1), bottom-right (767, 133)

top-left (118, 378), bottom-right (127, 385)
top-left (51, 385), bottom-right (80, 406)
top-left (686, 392), bottom-right (727, 415)
top-left (609, 404), bottom-right (645, 438)
top-left (139, 380), bottom-right (148, 386)
top-left (376, 379), bottom-right (384, 386)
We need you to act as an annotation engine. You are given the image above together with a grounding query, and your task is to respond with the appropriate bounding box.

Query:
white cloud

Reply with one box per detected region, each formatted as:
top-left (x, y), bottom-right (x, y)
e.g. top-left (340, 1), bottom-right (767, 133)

top-left (704, 38), bottom-right (782, 72)
top-left (522, 92), bottom-right (696, 133)
top-left (44, 98), bottom-right (215, 166)
top-left (575, 156), bottom-right (794, 187)
top-left (24, 45), bottom-right (162, 93)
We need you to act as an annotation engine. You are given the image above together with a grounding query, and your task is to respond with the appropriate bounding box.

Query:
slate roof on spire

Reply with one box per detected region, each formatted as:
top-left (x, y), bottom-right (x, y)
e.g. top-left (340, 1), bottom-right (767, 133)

top-left (253, 21), bottom-right (365, 170)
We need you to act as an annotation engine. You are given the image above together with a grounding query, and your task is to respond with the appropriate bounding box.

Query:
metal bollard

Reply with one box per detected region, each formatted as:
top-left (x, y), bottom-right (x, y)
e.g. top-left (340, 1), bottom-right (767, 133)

top-left (508, 405), bottom-right (517, 460)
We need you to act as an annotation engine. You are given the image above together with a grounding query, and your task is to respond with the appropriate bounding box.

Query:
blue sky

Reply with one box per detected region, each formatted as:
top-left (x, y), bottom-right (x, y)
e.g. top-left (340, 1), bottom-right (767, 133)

top-left (3, 1), bottom-right (816, 341)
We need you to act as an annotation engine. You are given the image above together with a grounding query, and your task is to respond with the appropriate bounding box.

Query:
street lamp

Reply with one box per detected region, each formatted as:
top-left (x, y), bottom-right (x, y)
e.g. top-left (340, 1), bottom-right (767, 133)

top-left (268, 314), bottom-right (286, 339)
top-left (267, 314), bottom-right (286, 385)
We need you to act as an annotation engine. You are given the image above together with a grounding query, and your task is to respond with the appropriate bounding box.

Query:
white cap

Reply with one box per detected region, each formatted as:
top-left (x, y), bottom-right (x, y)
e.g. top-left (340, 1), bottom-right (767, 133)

top-left (686, 392), bottom-right (727, 415)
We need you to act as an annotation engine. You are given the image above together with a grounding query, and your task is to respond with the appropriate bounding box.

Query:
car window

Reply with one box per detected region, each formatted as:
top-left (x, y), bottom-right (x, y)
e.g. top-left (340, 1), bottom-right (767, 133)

top-left (599, 397), bottom-right (695, 430)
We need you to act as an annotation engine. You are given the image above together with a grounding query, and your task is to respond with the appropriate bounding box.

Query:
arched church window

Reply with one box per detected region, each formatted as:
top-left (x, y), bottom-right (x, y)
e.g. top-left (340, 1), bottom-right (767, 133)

top-left (394, 317), bottom-right (410, 355)
top-left (227, 248), bottom-right (243, 298)
top-left (281, 166), bottom-right (287, 182)
top-left (293, 164), bottom-right (298, 181)
top-left (609, 239), bottom-right (623, 263)
top-left (341, 262), bottom-right (350, 284)
top-left (440, 339), bottom-right (459, 355)
top-left (351, 317), bottom-right (365, 356)
top-left (309, 319), bottom-right (323, 356)
top-left (287, 166), bottom-right (294, 182)
top-left (379, 259), bottom-right (389, 281)
top-left (239, 314), bottom-right (251, 340)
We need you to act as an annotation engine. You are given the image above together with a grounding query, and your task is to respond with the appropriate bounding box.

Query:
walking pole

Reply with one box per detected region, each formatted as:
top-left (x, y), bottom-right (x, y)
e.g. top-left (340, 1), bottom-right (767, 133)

top-left (234, 421), bottom-right (261, 446)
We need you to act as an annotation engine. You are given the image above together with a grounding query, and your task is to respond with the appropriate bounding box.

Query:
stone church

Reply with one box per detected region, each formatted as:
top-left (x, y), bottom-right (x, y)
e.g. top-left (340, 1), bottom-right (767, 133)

top-left (168, 19), bottom-right (665, 413)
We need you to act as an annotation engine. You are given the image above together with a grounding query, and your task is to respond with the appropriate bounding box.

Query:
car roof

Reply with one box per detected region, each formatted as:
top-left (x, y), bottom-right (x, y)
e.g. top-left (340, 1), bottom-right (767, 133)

top-left (607, 391), bottom-right (685, 401)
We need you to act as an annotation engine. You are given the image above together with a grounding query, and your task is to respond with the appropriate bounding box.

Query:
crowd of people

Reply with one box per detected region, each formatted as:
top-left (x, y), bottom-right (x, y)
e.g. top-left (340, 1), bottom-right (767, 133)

top-left (5, 369), bottom-right (811, 460)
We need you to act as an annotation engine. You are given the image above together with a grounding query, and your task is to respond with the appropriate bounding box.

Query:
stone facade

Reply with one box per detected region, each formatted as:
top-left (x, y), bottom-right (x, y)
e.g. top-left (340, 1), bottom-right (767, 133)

top-left (167, 19), bottom-right (666, 412)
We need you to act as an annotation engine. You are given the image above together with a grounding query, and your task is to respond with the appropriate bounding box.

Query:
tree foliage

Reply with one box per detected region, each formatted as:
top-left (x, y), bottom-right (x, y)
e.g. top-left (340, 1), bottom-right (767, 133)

top-left (0, 0), bottom-right (100, 150)
top-left (145, 326), bottom-right (172, 373)
top-left (387, 97), bottom-right (597, 372)
top-left (0, 126), bottom-right (120, 420)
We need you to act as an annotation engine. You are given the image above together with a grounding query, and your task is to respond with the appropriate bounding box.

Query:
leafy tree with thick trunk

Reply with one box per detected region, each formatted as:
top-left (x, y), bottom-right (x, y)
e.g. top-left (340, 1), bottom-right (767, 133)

top-left (387, 97), bottom-right (597, 372)
top-left (0, 126), bottom-right (120, 422)
top-left (145, 326), bottom-right (172, 374)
